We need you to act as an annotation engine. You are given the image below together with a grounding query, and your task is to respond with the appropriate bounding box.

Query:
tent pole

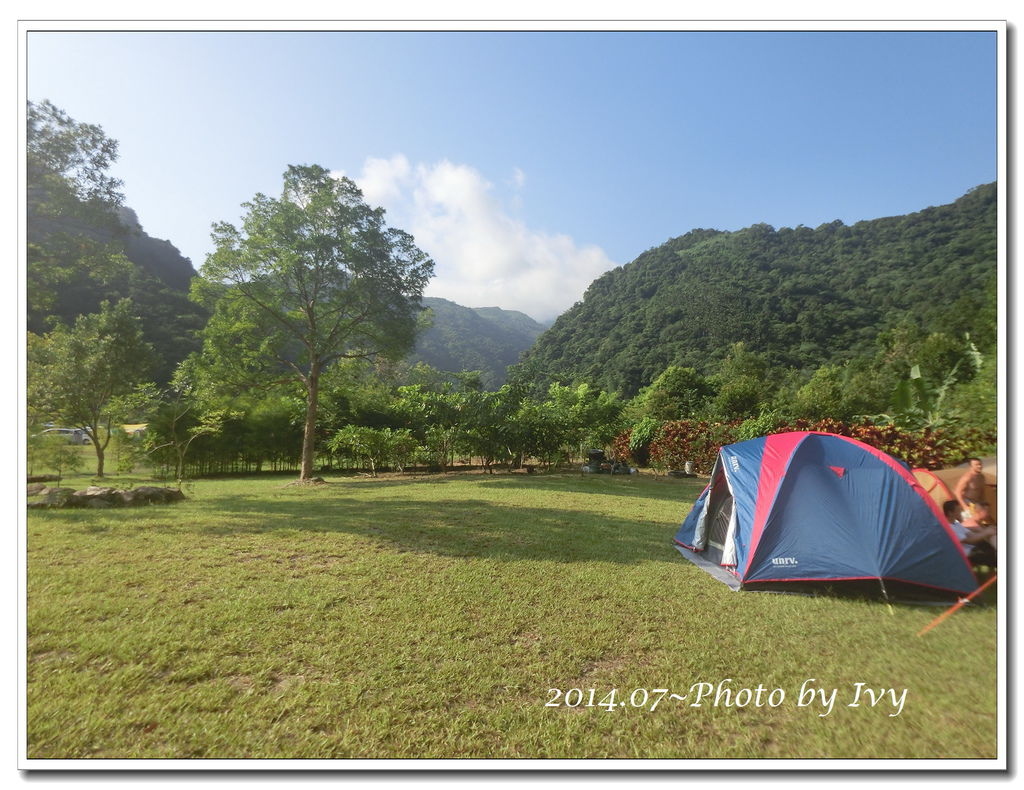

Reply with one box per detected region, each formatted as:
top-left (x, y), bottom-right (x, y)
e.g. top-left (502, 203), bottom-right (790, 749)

top-left (918, 575), bottom-right (997, 636)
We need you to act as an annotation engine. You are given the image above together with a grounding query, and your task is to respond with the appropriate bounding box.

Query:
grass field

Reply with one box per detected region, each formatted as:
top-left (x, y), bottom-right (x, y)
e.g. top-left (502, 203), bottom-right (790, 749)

top-left (25, 469), bottom-right (999, 760)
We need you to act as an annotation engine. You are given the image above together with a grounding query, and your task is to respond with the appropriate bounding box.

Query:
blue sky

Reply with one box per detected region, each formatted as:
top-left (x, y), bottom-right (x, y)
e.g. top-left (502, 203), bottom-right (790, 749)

top-left (26, 28), bottom-right (997, 321)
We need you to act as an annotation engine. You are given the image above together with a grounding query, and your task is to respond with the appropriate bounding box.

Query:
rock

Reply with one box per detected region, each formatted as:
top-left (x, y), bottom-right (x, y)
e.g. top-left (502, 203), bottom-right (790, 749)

top-left (84, 486), bottom-right (118, 497)
top-left (121, 486), bottom-right (186, 505)
top-left (133, 486), bottom-right (170, 503)
top-left (73, 487), bottom-right (119, 507)
top-left (27, 483), bottom-right (47, 496)
top-left (119, 489), bottom-right (141, 506)
top-left (25, 484), bottom-right (186, 509)
top-left (43, 488), bottom-right (75, 507)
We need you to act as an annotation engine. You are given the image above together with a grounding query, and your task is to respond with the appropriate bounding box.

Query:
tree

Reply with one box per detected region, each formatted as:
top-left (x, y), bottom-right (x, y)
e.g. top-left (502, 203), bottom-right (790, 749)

top-left (141, 358), bottom-right (235, 484)
top-left (629, 365), bottom-right (713, 421)
top-left (27, 100), bottom-right (131, 327)
top-left (462, 387), bottom-right (520, 472)
top-left (27, 299), bottom-right (154, 477)
top-left (193, 165), bottom-right (434, 480)
top-left (707, 342), bottom-right (775, 419)
top-left (327, 425), bottom-right (417, 476)
top-left (28, 100), bottom-right (123, 208)
top-left (547, 382), bottom-right (624, 461)
top-left (28, 431), bottom-right (85, 484)
top-left (791, 364), bottom-right (849, 421)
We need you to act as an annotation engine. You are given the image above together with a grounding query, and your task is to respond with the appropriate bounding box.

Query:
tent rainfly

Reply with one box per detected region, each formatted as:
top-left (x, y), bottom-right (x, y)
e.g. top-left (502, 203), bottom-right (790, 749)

top-left (673, 432), bottom-right (978, 601)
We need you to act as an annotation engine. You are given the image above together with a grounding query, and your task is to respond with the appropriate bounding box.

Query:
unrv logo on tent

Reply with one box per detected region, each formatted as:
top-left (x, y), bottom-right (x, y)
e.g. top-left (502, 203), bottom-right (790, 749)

top-left (771, 557), bottom-right (798, 566)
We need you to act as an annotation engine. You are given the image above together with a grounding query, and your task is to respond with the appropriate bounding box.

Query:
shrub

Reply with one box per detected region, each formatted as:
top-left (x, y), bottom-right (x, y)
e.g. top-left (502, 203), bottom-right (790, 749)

top-left (648, 420), bottom-right (740, 474)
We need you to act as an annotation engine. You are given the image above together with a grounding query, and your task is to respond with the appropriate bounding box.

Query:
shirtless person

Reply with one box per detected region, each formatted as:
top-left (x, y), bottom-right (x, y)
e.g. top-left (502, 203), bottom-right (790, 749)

top-left (955, 457), bottom-right (989, 519)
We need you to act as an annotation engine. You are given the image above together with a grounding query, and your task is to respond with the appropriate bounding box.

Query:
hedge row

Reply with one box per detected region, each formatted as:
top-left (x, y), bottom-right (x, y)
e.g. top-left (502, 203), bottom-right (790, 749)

top-left (612, 418), bottom-right (995, 474)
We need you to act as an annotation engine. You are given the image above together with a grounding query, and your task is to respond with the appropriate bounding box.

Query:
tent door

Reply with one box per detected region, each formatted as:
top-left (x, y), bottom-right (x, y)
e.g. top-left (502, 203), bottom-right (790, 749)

top-left (702, 480), bottom-right (735, 566)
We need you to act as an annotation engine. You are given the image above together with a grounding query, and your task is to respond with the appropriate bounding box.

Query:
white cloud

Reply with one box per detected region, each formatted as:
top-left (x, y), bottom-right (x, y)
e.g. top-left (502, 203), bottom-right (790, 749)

top-left (356, 155), bottom-right (412, 206)
top-left (351, 155), bottom-right (616, 321)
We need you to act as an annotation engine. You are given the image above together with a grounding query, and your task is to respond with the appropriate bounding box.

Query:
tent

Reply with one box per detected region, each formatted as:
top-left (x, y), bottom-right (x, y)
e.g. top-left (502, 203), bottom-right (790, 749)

top-left (912, 468), bottom-right (953, 510)
top-left (916, 457), bottom-right (998, 522)
top-left (673, 431), bottom-right (978, 600)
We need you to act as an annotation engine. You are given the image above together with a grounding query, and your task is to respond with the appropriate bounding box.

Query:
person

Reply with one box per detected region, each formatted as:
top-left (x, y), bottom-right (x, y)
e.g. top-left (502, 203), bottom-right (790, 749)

top-left (954, 457), bottom-right (990, 521)
top-left (943, 499), bottom-right (997, 568)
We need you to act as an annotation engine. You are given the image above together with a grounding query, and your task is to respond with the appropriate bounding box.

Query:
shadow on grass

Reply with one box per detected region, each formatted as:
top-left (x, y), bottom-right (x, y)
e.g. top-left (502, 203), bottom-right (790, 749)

top-left (311, 470), bottom-right (706, 503)
top-left (177, 492), bottom-right (680, 565)
top-left (472, 472), bottom-right (705, 502)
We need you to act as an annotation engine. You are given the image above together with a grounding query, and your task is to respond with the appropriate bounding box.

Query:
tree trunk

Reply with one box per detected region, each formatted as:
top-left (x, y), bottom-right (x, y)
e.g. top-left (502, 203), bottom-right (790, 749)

top-left (300, 363), bottom-right (321, 480)
top-left (87, 426), bottom-right (106, 477)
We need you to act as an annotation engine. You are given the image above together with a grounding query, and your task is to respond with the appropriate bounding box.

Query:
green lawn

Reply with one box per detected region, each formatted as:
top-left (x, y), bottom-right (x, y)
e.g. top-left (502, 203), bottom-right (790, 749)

top-left (26, 470), bottom-right (999, 760)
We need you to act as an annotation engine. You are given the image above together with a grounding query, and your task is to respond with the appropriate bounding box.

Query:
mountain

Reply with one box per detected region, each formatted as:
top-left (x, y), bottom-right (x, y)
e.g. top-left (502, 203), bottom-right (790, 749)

top-left (408, 297), bottom-right (547, 388)
top-left (117, 207), bottom-right (197, 292)
top-left (28, 203), bottom-right (207, 384)
top-left (521, 183), bottom-right (997, 396)
top-left (470, 306), bottom-right (551, 339)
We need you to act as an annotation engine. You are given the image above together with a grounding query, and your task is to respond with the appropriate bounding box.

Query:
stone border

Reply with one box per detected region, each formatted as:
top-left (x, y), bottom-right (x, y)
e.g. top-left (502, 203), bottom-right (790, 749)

top-left (27, 485), bottom-right (186, 509)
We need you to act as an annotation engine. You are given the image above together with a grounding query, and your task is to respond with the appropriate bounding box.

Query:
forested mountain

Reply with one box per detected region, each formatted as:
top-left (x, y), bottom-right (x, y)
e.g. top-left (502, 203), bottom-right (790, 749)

top-left (522, 183), bottom-right (997, 396)
top-left (28, 203), bottom-right (207, 384)
top-left (117, 207), bottom-right (197, 292)
top-left (470, 305), bottom-right (551, 339)
top-left (408, 297), bottom-right (547, 388)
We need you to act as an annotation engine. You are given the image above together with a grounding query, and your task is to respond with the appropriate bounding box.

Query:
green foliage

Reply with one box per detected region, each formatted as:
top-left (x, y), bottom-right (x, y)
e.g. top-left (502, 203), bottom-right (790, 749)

top-left (628, 366), bottom-right (713, 421)
top-left (943, 353), bottom-right (997, 447)
top-left (145, 400), bottom-right (239, 483)
top-left (27, 299), bottom-right (155, 476)
top-left (522, 184), bottom-right (997, 396)
top-left (864, 329), bottom-right (988, 433)
top-left (327, 425), bottom-right (418, 476)
top-left (27, 99), bottom-right (130, 325)
top-left (546, 382), bottom-right (625, 458)
top-left (27, 101), bottom-right (206, 383)
top-left (141, 358), bottom-right (242, 481)
top-left (789, 364), bottom-right (854, 421)
top-left (193, 164), bottom-right (434, 479)
top-left (735, 407), bottom-right (783, 441)
top-left (612, 415), bottom-right (662, 466)
top-left (28, 431), bottom-right (85, 483)
top-left (28, 99), bottom-right (123, 208)
top-left (707, 343), bottom-right (775, 420)
top-left (505, 401), bottom-right (566, 468)
top-left (109, 429), bottom-right (146, 474)
top-left (628, 416), bottom-right (661, 453)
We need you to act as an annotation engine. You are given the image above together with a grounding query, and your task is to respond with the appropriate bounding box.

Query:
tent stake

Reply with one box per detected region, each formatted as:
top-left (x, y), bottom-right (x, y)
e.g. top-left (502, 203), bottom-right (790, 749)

top-left (879, 578), bottom-right (895, 616)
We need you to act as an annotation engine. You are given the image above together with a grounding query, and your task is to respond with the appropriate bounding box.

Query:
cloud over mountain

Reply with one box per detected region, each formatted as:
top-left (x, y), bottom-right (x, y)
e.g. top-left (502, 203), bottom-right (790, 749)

top-left (342, 155), bottom-right (617, 322)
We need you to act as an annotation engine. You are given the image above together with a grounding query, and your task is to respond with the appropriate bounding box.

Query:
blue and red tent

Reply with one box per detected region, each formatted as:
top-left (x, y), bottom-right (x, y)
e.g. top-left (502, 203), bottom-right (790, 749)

top-left (673, 432), bottom-right (977, 600)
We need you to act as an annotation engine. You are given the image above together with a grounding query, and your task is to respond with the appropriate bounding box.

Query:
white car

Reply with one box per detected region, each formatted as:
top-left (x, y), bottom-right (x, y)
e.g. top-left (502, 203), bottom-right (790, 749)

top-left (38, 427), bottom-right (90, 445)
